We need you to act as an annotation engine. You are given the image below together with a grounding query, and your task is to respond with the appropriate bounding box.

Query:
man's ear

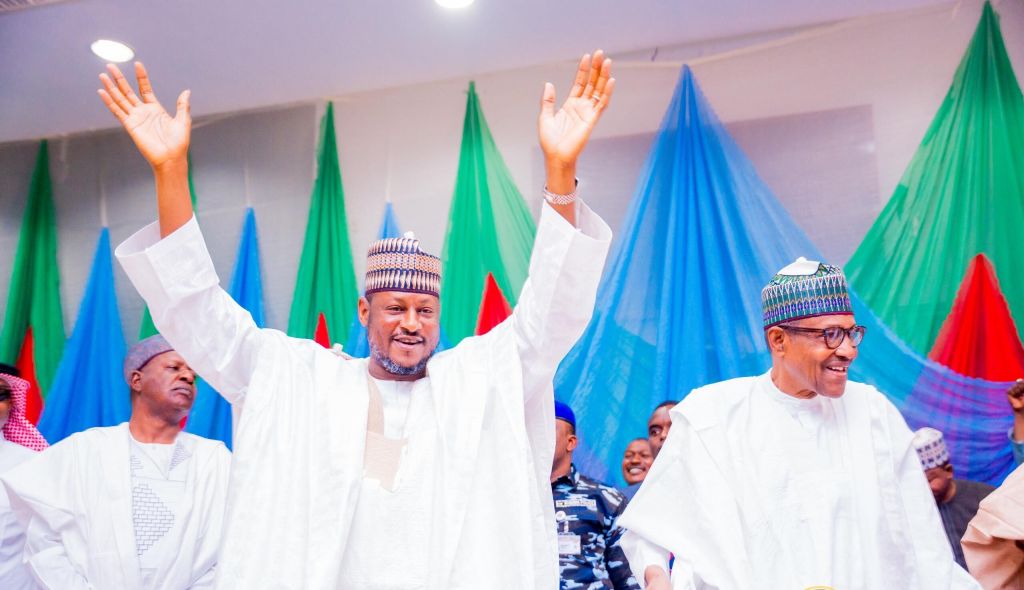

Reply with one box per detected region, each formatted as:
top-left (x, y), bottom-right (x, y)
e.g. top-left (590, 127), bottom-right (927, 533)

top-left (765, 326), bottom-right (786, 354)
top-left (566, 434), bottom-right (578, 453)
top-left (358, 296), bottom-right (370, 327)
top-left (129, 370), bottom-right (143, 394)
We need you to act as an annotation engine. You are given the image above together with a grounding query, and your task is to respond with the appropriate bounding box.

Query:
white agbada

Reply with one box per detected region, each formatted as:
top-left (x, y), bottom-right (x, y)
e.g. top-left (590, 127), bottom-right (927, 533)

top-left (0, 437), bottom-right (36, 589)
top-left (0, 424), bottom-right (231, 589)
top-left (619, 372), bottom-right (981, 590)
top-left (114, 200), bottom-right (612, 589)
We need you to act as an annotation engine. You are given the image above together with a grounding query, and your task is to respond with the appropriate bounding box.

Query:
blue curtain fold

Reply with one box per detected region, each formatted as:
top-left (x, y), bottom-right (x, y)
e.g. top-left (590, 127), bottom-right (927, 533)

top-left (556, 65), bottom-right (1013, 486)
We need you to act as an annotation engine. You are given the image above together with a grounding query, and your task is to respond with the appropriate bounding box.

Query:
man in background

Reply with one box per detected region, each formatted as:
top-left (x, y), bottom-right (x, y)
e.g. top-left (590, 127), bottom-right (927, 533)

top-left (552, 401), bottom-right (639, 590)
top-left (647, 401), bottom-right (676, 457)
top-left (620, 438), bottom-right (653, 501)
top-left (0, 363), bottom-right (47, 589)
top-left (2, 336), bottom-right (230, 589)
top-left (913, 427), bottom-right (994, 570)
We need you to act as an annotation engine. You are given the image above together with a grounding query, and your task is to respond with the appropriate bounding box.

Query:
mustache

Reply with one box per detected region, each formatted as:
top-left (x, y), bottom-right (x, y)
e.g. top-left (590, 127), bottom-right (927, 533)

top-left (391, 329), bottom-right (424, 343)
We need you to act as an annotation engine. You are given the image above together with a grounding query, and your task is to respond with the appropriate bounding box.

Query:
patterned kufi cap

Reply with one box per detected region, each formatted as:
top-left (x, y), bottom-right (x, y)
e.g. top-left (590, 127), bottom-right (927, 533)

top-left (364, 232), bottom-right (441, 298)
top-left (761, 257), bottom-right (853, 329)
top-left (912, 427), bottom-right (950, 470)
top-left (124, 334), bottom-right (175, 384)
top-left (0, 367), bottom-right (48, 451)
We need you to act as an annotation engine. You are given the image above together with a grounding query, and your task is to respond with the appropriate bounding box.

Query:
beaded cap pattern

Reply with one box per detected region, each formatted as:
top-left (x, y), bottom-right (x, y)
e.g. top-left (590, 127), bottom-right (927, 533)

top-left (912, 427), bottom-right (950, 470)
top-left (761, 258), bottom-right (853, 328)
top-left (364, 235), bottom-right (442, 297)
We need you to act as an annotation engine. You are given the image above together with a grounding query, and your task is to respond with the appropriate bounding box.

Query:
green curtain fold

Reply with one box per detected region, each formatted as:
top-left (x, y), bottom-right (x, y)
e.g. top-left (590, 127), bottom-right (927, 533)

top-left (846, 2), bottom-right (1024, 354)
top-left (440, 82), bottom-right (537, 343)
top-left (287, 102), bottom-right (359, 343)
top-left (0, 140), bottom-right (66, 401)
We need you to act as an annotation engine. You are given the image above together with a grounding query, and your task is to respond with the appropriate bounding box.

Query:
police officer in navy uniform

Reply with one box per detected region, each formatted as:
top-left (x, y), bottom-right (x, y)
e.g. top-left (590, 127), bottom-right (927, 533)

top-left (551, 402), bottom-right (640, 590)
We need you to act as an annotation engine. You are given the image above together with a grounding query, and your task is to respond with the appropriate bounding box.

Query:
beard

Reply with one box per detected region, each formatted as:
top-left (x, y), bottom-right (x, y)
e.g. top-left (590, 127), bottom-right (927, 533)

top-left (369, 341), bottom-right (436, 376)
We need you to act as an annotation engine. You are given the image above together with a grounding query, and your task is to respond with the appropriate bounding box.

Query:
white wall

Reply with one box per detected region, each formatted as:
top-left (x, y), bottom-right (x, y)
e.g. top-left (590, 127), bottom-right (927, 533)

top-left (0, 0), bottom-right (1020, 343)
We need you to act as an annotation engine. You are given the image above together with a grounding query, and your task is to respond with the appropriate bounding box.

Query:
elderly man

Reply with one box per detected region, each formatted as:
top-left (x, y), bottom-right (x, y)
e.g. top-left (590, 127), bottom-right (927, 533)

top-left (620, 438), bottom-right (653, 501)
top-left (914, 427), bottom-right (994, 570)
top-left (1, 336), bottom-right (231, 589)
top-left (551, 402), bottom-right (639, 590)
top-left (647, 401), bottom-right (676, 457)
top-left (619, 257), bottom-right (979, 589)
top-left (98, 51), bottom-right (614, 588)
top-left (0, 363), bottom-right (48, 589)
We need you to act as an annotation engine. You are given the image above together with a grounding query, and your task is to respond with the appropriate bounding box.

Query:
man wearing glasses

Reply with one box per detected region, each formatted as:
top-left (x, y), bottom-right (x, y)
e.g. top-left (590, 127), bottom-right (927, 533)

top-left (617, 257), bottom-right (979, 589)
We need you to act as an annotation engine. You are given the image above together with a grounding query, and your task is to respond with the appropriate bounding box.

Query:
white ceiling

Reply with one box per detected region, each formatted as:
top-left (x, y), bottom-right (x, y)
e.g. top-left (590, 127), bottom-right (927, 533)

top-left (0, 0), bottom-right (952, 144)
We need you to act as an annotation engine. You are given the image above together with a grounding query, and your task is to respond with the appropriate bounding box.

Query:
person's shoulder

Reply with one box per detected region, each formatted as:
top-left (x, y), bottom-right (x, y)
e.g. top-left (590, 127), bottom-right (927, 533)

top-left (177, 431), bottom-right (231, 457)
top-left (576, 472), bottom-right (626, 502)
top-left (957, 478), bottom-right (996, 499)
top-left (840, 379), bottom-right (899, 411)
top-left (677, 376), bottom-right (760, 420)
top-left (66, 423), bottom-right (125, 445)
top-left (0, 438), bottom-right (36, 466)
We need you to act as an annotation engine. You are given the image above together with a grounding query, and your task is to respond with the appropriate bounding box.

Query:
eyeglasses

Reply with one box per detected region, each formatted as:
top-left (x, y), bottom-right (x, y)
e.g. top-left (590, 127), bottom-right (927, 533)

top-left (778, 324), bottom-right (866, 349)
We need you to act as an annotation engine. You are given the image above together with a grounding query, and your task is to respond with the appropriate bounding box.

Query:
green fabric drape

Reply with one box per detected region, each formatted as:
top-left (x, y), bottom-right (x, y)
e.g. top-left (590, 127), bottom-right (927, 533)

top-left (846, 2), bottom-right (1024, 354)
top-left (287, 103), bottom-right (359, 343)
top-left (440, 82), bottom-right (537, 343)
top-left (139, 153), bottom-right (199, 339)
top-left (0, 141), bottom-right (65, 399)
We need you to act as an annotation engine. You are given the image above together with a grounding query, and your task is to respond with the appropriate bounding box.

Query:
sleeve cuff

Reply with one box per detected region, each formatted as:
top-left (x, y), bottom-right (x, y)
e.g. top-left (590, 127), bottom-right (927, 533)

top-left (114, 215), bottom-right (220, 320)
top-left (538, 198), bottom-right (613, 245)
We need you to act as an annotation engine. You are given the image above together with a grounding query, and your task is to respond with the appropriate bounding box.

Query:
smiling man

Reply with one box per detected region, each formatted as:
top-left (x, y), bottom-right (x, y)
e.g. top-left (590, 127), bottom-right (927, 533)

top-left (100, 50), bottom-right (613, 589)
top-left (618, 257), bottom-right (979, 589)
top-left (620, 438), bottom-right (653, 501)
top-left (1, 335), bottom-right (231, 589)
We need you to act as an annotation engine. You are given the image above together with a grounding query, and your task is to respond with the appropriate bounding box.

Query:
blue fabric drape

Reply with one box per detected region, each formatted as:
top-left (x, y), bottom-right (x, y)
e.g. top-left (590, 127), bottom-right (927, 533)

top-left (556, 66), bottom-right (1012, 486)
top-left (37, 229), bottom-right (129, 443)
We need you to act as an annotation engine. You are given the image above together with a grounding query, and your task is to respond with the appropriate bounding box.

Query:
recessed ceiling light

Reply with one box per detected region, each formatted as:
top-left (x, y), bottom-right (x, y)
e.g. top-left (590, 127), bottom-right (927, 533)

top-left (435, 0), bottom-right (474, 8)
top-left (91, 39), bottom-right (135, 63)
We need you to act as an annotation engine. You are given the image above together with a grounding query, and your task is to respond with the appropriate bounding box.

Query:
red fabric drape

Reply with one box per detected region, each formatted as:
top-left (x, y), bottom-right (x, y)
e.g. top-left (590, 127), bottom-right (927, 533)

top-left (929, 254), bottom-right (1024, 381)
top-left (474, 273), bottom-right (512, 336)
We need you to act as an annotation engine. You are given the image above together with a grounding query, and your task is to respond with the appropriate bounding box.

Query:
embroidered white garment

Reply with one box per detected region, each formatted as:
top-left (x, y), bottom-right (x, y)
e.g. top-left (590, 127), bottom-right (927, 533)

top-left (129, 434), bottom-right (190, 589)
top-left (0, 424), bottom-right (230, 590)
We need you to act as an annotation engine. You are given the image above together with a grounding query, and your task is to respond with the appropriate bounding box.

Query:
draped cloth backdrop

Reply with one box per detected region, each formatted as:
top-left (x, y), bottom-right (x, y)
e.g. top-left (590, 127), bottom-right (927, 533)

top-left (36, 228), bottom-right (128, 443)
top-left (0, 141), bottom-right (65, 424)
top-left (287, 102), bottom-right (360, 346)
top-left (440, 82), bottom-right (537, 344)
top-left (846, 2), bottom-right (1024, 357)
top-left (556, 60), bottom-right (1016, 487)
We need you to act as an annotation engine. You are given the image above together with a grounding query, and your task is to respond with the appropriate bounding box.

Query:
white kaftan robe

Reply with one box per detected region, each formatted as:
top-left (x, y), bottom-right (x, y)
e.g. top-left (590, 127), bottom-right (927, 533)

top-left (114, 200), bottom-right (612, 589)
top-left (619, 372), bottom-right (981, 590)
top-left (0, 437), bottom-right (36, 589)
top-left (0, 424), bottom-right (231, 589)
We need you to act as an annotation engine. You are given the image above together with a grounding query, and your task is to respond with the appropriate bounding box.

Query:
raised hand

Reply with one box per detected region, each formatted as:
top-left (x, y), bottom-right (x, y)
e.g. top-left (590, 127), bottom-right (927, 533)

top-left (1009, 379), bottom-right (1024, 412)
top-left (98, 62), bottom-right (191, 170)
top-left (538, 50), bottom-right (615, 171)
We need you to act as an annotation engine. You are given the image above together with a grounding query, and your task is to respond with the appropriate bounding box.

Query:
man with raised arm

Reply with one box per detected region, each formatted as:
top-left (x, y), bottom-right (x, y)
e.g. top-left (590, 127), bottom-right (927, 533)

top-left (100, 52), bottom-right (614, 589)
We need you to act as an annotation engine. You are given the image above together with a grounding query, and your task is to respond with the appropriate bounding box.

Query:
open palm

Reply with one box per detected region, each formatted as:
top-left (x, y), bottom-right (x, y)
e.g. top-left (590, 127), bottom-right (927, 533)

top-left (98, 62), bottom-right (191, 169)
top-left (538, 51), bottom-right (615, 167)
